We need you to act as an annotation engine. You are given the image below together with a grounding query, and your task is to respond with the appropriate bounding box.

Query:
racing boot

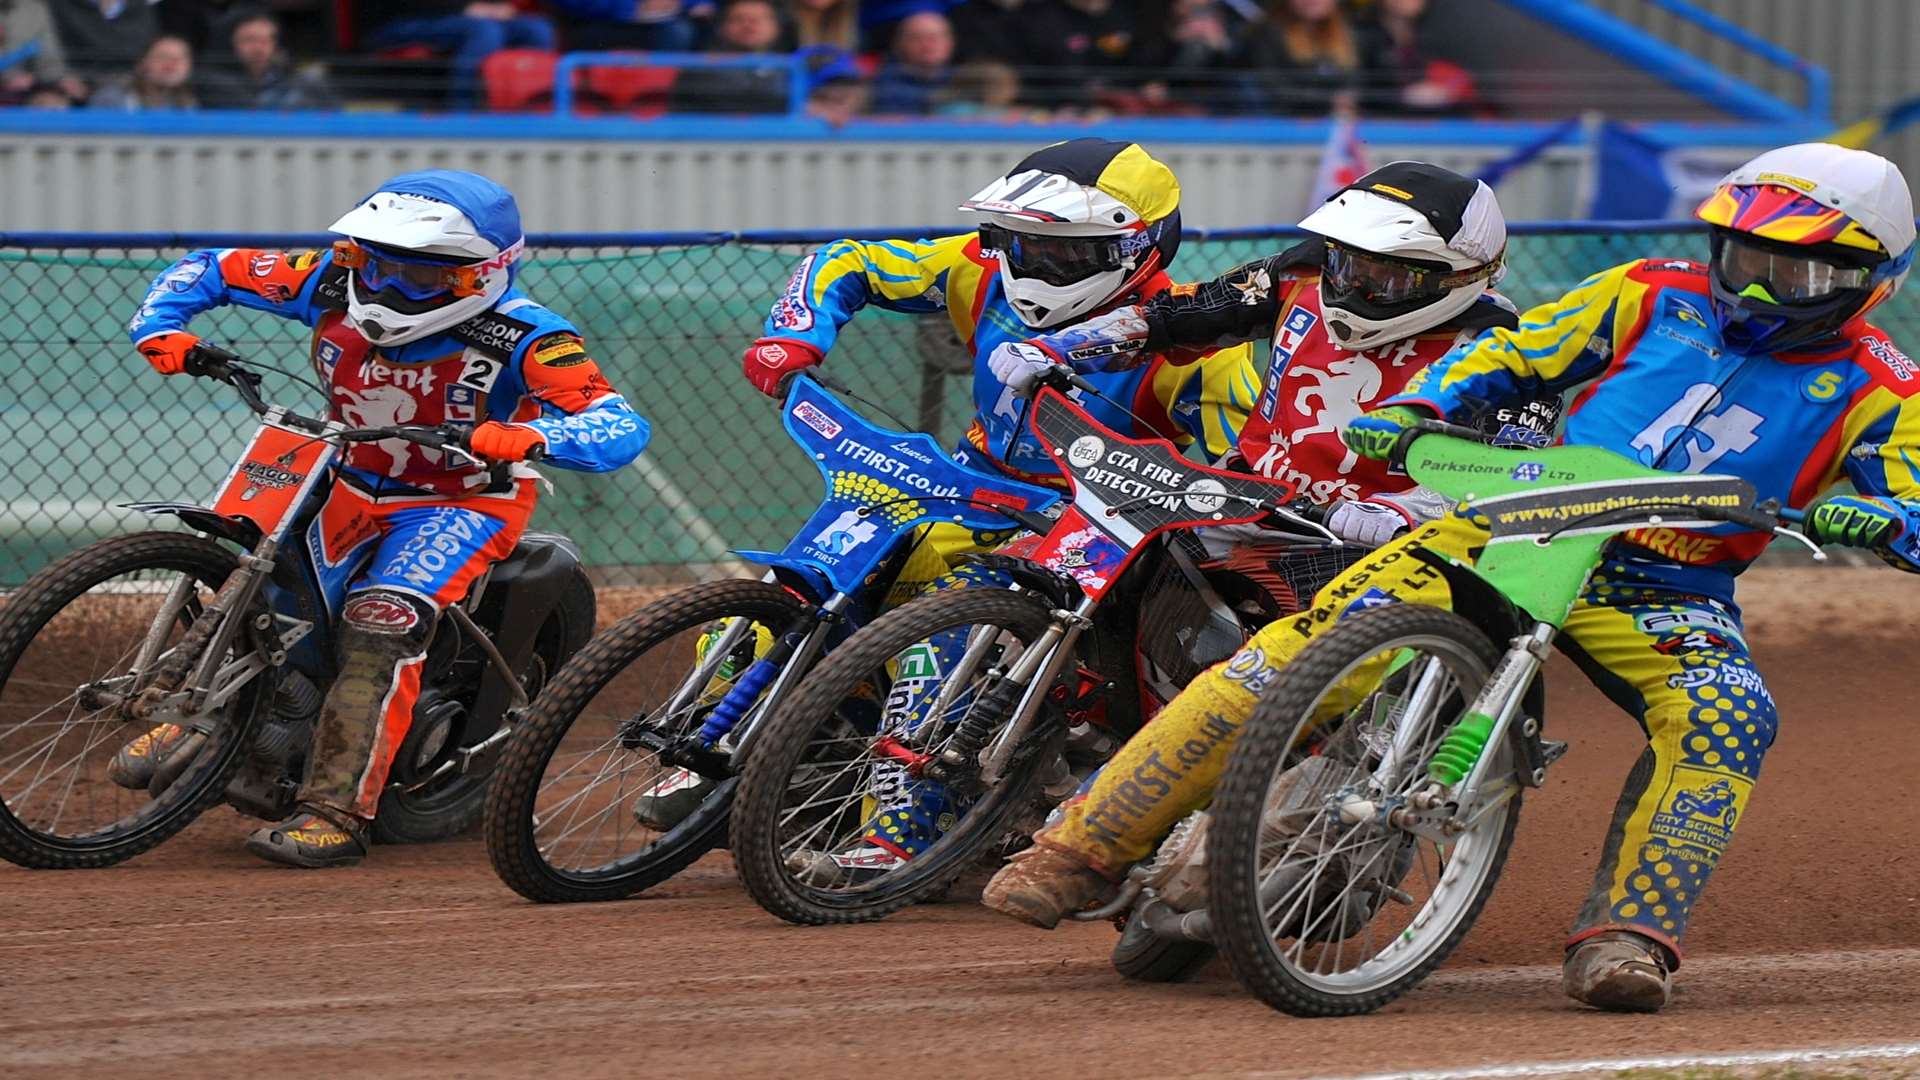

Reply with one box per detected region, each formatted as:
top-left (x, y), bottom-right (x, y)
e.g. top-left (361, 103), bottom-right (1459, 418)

top-left (631, 768), bottom-right (716, 831)
top-left (786, 774), bottom-right (951, 886)
top-left (107, 723), bottom-right (194, 791)
top-left (1562, 931), bottom-right (1674, 1012)
top-left (244, 803), bottom-right (370, 869)
top-left (981, 843), bottom-right (1116, 929)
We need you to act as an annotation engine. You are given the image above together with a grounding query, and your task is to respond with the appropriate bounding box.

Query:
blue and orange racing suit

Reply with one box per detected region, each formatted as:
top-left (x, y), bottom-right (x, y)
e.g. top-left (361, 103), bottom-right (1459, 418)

top-left (1036, 258), bottom-right (1920, 965)
top-left (760, 231), bottom-right (1259, 861)
top-left (129, 247), bottom-right (648, 819)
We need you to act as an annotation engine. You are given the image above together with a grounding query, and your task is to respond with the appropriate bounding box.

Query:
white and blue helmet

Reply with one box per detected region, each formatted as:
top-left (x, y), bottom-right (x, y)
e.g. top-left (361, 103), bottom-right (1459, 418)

top-left (329, 169), bottom-right (526, 347)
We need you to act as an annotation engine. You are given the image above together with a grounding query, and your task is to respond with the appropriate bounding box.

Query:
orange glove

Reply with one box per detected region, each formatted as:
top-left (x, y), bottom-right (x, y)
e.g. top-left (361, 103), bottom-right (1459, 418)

top-left (469, 421), bottom-right (546, 463)
top-left (136, 331), bottom-right (199, 375)
top-left (742, 339), bottom-right (822, 397)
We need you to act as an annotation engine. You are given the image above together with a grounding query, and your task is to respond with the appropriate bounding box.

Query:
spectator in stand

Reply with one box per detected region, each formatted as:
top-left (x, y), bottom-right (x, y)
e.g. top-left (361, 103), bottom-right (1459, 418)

top-left (92, 31), bottom-right (196, 108)
top-left (158, 0), bottom-right (240, 52)
top-left (802, 44), bottom-right (866, 124)
top-left (667, 0), bottom-right (787, 113)
top-left (792, 0), bottom-right (856, 50)
top-left (1012, 0), bottom-right (1133, 107)
top-left (950, 0), bottom-right (1027, 65)
top-left (198, 10), bottom-right (335, 109)
top-left (1246, 0), bottom-right (1359, 114)
top-left (22, 76), bottom-right (75, 104)
top-left (1357, 0), bottom-right (1472, 115)
top-left (1127, 0), bottom-right (1255, 114)
top-left (550, 0), bottom-right (705, 53)
top-left (367, 2), bottom-right (556, 111)
top-left (935, 59), bottom-right (1018, 116)
top-left (47, 0), bottom-right (158, 78)
top-left (871, 10), bottom-right (952, 115)
top-left (2, 0), bottom-right (86, 102)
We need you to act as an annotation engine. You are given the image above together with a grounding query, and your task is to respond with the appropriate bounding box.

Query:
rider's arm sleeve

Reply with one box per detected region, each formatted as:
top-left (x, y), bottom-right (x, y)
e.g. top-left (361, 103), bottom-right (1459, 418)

top-left (759, 233), bottom-right (979, 355)
top-left (1838, 386), bottom-right (1920, 571)
top-left (1145, 342), bottom-right (1261, 459)
top-left (1388, 261), bottom-right (1643, 419)
top-left (126, 248), bottom-right (335, 344)
top-left (515, 331), bottom-right (651, 472)
top-left (1143, 251), bottom-right (1315, 354)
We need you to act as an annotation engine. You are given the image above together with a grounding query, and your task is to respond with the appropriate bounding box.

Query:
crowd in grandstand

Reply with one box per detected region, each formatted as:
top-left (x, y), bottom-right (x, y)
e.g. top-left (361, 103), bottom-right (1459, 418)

top-left (0, 0), bottom-right (1475, 118)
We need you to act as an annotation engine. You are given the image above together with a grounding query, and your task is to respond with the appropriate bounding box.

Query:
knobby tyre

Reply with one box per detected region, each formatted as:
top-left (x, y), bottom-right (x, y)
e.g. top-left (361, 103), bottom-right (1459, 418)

top-left (1208, 604), bottom-right (1521, 1017)
top-left (732, 587), bottom-right (1056, 925)
top-left (483, 579), bottom-right (806, 902)
top-left (0, 532), bottom-right (264, 868)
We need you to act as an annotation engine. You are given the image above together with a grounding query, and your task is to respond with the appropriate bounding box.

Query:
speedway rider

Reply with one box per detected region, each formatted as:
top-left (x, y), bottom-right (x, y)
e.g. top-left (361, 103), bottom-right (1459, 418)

top-left (982, 143), bottom-right (1920, 1014)
top-left (115, 169), bottom-right (649, 868)
top-left (631, 139), bottom-right (1261, 875)
top-left (987, 159), bottom-right (1543, 548)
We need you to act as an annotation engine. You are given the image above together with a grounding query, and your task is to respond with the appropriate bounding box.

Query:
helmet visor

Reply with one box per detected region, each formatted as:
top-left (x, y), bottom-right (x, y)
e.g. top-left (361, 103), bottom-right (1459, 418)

top-left (979, 225), bottom-right (1125, 288)
top-left (1712, 232), bottom-right (1873, 303)
top-left (333, 241), bottom-right (488, 302)
top-left (1322, 241), bottom-right (1498, 317)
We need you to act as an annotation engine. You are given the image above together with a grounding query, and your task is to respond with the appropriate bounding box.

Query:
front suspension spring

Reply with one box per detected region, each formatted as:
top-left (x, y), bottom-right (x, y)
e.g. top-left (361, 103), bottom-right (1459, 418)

top-left (1427, 711), bottom-right (1495, 786)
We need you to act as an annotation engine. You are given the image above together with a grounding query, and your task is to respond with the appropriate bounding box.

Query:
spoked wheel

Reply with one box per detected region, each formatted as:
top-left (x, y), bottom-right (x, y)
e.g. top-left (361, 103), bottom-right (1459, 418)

top-left (732, 587), bottom-right (1057, 925)
top-left (483, 579), bottom-right (806, 902)
top-left (0, 532), bottom-right (265, 868)
top-left (1208, 604), bottom-right (1522, 1017)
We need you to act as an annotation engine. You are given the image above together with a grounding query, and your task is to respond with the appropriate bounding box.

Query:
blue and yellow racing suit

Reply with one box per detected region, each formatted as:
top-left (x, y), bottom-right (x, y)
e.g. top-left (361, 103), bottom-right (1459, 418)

top-left (1035, 258), bottom-right (1920, 964)
top-left (762, 232), bottom-right (1258, 862)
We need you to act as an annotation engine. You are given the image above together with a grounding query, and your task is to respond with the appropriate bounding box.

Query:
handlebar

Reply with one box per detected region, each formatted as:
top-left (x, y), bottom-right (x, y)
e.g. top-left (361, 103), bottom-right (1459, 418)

top-left (1036, 362), bottom-right (1100, 397)
top-left (1388, 417), bottom-right (1493, 473)
top-left (181, 344), bottom-right (538, 464)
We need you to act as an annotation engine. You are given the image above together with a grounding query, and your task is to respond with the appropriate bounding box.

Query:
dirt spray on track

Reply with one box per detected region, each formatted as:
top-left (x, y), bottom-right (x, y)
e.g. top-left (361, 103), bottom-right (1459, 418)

top-left (4, 568), bottom-right (1919, 1079)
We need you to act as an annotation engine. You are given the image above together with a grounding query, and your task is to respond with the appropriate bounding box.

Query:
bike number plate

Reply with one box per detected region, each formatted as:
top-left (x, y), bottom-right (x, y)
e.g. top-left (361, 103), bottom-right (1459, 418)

top-left (211, 421), bottom-right (337, 540)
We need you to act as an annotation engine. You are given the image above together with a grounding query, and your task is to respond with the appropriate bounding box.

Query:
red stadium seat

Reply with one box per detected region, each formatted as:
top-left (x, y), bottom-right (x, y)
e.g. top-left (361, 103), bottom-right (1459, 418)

top-left (483, 49), bottom-right (559, 112)
top-left (581, 64), bottom-right (677, 115)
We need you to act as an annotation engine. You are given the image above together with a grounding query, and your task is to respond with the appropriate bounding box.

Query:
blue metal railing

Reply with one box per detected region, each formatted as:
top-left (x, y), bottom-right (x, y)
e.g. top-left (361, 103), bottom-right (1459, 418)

top-left (551, 51), bottom-right (808, 118)
top-left (1494, 0), bottom-right (1829, 124)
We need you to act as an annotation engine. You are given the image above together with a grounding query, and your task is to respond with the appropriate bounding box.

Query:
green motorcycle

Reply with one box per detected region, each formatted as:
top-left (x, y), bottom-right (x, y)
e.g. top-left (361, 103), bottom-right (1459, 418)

top-left (1186, 420), bottom-right (1818, 1016)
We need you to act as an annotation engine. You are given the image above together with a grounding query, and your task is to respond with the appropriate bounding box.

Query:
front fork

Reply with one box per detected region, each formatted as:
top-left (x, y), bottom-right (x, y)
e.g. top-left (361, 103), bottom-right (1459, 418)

top-left (128, 537), bottom-right (283, 723)
top-left (936, 594), bottom-right (1096, 787)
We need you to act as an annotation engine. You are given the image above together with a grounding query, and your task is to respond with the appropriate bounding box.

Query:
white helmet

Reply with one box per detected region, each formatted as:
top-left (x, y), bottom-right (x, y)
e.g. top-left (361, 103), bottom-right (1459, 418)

top-left (328, 169), bottom-right (526, 348)
top-left (1298, 161), bottom-right (1507, 351)
top-left (960, 139), bottom-right (1183, 329)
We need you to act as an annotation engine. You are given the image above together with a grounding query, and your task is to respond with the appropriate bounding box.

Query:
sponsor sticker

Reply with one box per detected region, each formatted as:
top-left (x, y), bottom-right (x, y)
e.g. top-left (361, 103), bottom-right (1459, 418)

top-left (771, 254), bottom-right (818, 332)
top-left (791, 400), bottom-right (843, 440)
top-left (342, 594), bottom-right (421, 634)
top-left (810, 508), bottom-right (878, 556)
top-left (1867, 338), bottom-right (1916, 381)
top-left (1184, 476), bottom-right (1228, 514)
top-left (1343, 586), bottom-right (1397, 617)
top-left (1259, 304), bottom-right (1319, 421)
top-left (532, 333), bottom-right (588, 367)
top-left (1509, 461), bottom-right (1544, 482)
top-left (1066, 435), bottom-right (1105, 469)
top-left (249, 252), bottom-right (280, 278)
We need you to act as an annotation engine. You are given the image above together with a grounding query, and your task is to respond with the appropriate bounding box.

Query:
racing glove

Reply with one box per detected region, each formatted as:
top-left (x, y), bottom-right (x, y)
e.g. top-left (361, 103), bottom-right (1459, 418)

top-left (1325, 499), bottom-right (1413, 547)
top-left (1806, 495), bottom-right (1906, 549)
top-left (742, 339), bottom-right (822, 397)
top-left (1344, 405), bottom-right (1431, 462)
top-left (469, 421), bottom-right (546, 463)
top-left (988, 341), bottom-right (1063, 397)
top-left (136, 331), bottom-right (200, 376)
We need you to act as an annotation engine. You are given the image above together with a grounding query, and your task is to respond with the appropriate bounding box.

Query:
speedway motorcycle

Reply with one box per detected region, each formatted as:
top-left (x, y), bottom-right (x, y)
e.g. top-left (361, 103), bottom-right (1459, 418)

top-left (482, 373), bottom-right (1059, 902)
top-left (1108, 419), bottom-right (1817, 1016)
top-left (0, 346), bottom-right (594, 868)
top-left (729, 381), bottom-right (1345, 927)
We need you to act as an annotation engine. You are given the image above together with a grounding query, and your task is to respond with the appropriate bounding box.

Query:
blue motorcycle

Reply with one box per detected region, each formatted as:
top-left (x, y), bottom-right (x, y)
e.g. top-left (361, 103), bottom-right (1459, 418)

top-left (483, 375), bottom-right (1057, 902)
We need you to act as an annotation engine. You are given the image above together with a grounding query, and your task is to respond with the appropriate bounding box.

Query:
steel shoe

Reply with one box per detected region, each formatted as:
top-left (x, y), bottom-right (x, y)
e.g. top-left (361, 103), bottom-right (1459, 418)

top-left (786, 842), bottom-right (909, 887)
top-left (980, 844), bottom-right (1114, 929)
top-left (1563, 931), bottom-right (1674, 1012)
top-left (631, 768), bottom-right (715, 831)
top-left (245, 804), bottom-right (370, 869)
top-left (106, 723), bottom-right (190, 791)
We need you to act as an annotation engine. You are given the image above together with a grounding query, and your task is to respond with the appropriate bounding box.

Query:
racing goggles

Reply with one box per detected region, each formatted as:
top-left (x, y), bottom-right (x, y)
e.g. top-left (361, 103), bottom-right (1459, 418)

top-left (1711, 231), bottom-right (1875, 303)
top-left (1322, 241), bottom-right (1500, 314)
top-left (332, 241), bottom-right (497, 301)
top-left (978, 224), bottom-right (1132, 287)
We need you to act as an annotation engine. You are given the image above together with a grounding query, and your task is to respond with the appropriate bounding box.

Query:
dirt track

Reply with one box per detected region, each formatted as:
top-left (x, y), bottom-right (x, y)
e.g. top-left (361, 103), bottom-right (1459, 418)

top-left (6, 567), bottom-right (1920, 1079)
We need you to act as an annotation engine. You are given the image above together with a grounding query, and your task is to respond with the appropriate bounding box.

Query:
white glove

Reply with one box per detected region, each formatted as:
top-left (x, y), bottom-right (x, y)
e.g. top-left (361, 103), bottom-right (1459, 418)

top-left (988, 341), bottom-right (1060, 397)
top-left (1326, 499), bottom-right (1411, 548)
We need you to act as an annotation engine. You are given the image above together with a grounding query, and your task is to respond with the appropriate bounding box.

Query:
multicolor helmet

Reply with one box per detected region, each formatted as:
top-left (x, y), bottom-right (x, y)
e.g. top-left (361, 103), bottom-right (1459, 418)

top-left (1695, 143), bottom-right (1914, 354)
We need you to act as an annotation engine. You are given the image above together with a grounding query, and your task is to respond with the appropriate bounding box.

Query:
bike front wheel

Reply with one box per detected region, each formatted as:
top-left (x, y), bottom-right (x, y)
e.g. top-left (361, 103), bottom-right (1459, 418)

top-left (0, 532), bottom-right (264, 868)
top-left (482, 579), bottom-right (807, 903)
top-left (731, 586), bottom-right (1058, 925)
top-left (1207, 603), bottom-right (1522, 1017)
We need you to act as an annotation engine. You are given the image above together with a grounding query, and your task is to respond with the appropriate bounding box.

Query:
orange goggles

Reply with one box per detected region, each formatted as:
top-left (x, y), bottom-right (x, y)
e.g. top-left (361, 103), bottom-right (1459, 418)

top-left (331, 240), bottom-right (491, 300)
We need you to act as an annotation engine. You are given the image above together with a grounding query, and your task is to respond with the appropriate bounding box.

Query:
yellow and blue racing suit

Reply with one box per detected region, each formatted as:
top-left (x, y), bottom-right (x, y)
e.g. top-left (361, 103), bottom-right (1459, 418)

top-left (762, 232), bottom-right (1259, 860)
top-left (1036, 258), bottom-right (1920, 964)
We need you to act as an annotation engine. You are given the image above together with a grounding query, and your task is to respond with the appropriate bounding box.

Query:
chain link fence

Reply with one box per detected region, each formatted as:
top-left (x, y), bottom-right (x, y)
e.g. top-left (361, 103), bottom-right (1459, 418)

top-left (0, 224), bottom-right (1904, 586)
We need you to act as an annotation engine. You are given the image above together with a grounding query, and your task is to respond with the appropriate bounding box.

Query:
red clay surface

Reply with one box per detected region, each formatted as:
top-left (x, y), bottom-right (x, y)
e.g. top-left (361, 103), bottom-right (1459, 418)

top-left (5, 567), bottom-right (1920, 1079)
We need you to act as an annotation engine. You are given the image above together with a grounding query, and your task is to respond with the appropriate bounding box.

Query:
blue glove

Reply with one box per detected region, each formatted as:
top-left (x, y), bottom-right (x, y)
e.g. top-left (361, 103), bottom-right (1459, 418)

top-left (1343, 406), bottom-right (1429, 461)
top-left (1806, 495), bottom-right (1906, 549)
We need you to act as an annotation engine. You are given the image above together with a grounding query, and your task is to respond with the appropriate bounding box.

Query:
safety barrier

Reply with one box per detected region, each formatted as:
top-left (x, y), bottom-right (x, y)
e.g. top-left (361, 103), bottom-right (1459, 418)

top-left (0, 223), bottom-right (1905, 585)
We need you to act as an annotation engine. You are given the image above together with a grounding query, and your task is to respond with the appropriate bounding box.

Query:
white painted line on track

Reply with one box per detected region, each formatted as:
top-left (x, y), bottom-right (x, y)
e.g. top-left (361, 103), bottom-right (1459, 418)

top-left (1303, 1042), bottom-right (1920, 1080)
